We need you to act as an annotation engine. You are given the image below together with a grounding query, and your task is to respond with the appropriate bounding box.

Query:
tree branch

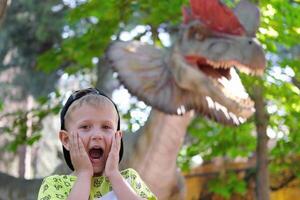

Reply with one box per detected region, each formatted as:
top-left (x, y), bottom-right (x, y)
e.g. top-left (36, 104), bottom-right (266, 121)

top-left (292, 77), bottom-right (300, 90)
top-left (0, 0), bottom-right (7, 22)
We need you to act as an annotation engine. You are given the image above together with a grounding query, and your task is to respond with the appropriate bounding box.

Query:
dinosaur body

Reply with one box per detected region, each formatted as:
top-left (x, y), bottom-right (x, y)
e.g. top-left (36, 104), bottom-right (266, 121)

top-left (120, 110), bottom-right (193, 199)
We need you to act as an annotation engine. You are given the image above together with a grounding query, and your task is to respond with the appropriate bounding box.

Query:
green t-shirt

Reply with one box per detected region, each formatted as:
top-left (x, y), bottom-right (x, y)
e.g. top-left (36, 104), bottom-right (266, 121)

top-left (38, 168), bottom-right (157, 200)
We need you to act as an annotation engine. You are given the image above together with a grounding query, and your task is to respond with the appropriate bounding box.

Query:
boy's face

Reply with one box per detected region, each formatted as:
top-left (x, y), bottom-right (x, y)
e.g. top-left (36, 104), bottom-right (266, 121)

top-left (62, 102), bottom-right (118, 176)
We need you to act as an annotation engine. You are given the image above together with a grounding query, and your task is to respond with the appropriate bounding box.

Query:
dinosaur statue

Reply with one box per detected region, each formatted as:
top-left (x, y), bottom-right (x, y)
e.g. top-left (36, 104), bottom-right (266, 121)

top-left (107, 0), bottom-right (265, 126)
top-left (107, 0), bottom-right (266, 199)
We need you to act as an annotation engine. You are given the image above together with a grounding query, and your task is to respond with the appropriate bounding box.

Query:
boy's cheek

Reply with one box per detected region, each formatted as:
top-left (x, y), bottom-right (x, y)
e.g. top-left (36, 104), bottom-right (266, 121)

top-left (109, 133), bottom-right (115, 141)
top-left (109, 134), bottom-right (116, 148)
top-left (77, 130), bottom-right (89, 137)
top-left (106, 136), bottom-right (113, 149)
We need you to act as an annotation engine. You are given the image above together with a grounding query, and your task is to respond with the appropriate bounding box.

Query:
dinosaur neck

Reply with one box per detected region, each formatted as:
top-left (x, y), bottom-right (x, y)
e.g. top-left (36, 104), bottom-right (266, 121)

top-left (128, 109), bottom-right (193, 199)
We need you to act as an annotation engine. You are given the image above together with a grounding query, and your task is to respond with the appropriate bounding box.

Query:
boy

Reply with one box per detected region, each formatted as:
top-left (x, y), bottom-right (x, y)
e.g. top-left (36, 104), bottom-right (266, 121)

top-left (38, 88), bottom-right (156, 200)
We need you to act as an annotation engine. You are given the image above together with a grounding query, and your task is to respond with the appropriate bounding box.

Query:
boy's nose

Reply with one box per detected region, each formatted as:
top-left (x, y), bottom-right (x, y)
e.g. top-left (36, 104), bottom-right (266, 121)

top-left (90, 130), bottom-right (104, 140)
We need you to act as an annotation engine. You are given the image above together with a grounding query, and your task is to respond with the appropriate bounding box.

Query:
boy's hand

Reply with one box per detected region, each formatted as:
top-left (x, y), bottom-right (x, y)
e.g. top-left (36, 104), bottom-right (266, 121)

top-left (104, 131), bottom-right (122, 178)
top-left (69, 132), bottom-right (93, 177)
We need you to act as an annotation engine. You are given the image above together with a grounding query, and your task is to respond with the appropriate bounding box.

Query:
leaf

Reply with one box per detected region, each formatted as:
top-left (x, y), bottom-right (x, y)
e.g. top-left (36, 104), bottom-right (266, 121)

top-left (26, 133), bottom-right (42, 146)
top-left (0, 99), bottom-right (3, 112)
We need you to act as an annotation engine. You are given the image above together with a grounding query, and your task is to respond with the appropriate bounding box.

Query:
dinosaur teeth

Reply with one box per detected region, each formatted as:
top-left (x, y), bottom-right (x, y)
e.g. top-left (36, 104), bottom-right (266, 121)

top-left (233, 62), bottom-right (264, 76)
top-left (216, 61), bottom-right (231, 69)
top-left (215, 68), bottom-right (254, 113)
top-left (206, 59), bottom-right (263, 76)
top-left (238, 117), bottom-right (246, 123)
top-left (176, 105), bottom-right (186, 115)
top-left (228, 112), bottom-right (240, 124)
top-left (205, 96), bottom-right (248, 124)
top-left (193, 58), bottom-right (256, 119)
top-left (235, 64), bottom-right (252, 75)
top-left (254, 68), bottom-right (264, 76)
top-left (239, 98), bottom-right (254, 108)
top-left (206, 60), bottom-right (216, 67)
top-left (206, 60), bottom-right (222, 69)
top-left (205, 96), bottom-right (230, 118)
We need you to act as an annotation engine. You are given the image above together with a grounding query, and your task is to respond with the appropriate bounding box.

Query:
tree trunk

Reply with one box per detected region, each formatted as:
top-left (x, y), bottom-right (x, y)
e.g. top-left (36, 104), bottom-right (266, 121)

top-left (253, 84), bottom-right (270, 200)
top-left (18, 96), bottom-right (34, 178)
top-left (18, 146), bottom-right (27, 178)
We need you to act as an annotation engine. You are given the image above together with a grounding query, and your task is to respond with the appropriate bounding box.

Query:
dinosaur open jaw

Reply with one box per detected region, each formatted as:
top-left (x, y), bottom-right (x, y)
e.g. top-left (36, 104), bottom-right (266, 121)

top-left (206, 59), bottom-right (264, 76)
top-left (184, 55), bottom-right (262, 77)
top-left (184, 55), bottom-right (255, 121)
top-left (195, 61), bottom-right (252, 102)
top-left (195, 62), bottom-right (231, 80)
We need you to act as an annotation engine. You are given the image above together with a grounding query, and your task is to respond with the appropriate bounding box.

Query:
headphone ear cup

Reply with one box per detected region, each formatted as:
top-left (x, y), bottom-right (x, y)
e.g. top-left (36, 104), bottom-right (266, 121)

top-left (119, 138), bottom-right (124, 163)
top-left (62, 146), bottom-right (74, 171)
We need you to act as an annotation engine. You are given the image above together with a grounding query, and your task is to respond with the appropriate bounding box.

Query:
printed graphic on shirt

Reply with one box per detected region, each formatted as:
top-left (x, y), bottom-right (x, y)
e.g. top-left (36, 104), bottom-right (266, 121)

top-left (37, 168), bottom-right (157, 200)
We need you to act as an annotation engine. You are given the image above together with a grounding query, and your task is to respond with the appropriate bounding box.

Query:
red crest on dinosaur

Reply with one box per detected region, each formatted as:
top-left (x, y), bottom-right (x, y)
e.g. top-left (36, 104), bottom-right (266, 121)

top-left (183, 0), bottom-right (246, 35)
top-left (106, 0), bottom-right (266, 125)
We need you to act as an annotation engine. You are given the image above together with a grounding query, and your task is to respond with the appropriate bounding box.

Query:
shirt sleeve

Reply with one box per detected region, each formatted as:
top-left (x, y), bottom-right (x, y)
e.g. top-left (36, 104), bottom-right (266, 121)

top-left (127, 168), bottom-right (157, 200)
top-left (38, 176), bottom-right (71, 200)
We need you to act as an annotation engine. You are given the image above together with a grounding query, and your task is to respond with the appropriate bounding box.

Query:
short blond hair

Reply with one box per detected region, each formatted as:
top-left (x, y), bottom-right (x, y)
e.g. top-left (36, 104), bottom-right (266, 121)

top-left (64, 94), bottom-right (118, 130)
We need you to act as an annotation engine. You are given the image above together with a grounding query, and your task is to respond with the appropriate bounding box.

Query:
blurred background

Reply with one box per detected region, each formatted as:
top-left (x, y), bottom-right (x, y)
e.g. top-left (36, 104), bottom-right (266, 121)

top-left (0, 0), bottom-right (299, 199)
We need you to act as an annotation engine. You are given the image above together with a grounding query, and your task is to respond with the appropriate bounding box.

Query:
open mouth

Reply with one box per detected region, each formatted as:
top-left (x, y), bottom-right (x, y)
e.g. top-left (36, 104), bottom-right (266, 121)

top-left (196, 61), bottom-right (231, 80)
top-left (89, 147), bottom-right (104, 160)
top-left (184, 54), bottom-right (255, 121)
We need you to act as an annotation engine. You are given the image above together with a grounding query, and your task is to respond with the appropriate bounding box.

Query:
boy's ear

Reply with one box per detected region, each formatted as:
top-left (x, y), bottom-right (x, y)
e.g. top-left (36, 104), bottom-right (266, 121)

top-left (59, 130), bottom-right (70, 150)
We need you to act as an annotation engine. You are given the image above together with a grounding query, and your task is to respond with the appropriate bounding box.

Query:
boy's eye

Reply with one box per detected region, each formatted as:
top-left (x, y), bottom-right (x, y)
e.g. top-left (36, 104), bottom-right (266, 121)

top-left (79, 125), bottom-right (91, 130)
top-left (103, 125), bottom-right (112, 129)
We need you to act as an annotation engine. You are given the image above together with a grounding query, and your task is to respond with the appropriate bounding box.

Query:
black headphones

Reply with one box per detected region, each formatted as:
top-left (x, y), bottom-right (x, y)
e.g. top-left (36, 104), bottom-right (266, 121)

top-left (60, 88), bottom-right (123, 171)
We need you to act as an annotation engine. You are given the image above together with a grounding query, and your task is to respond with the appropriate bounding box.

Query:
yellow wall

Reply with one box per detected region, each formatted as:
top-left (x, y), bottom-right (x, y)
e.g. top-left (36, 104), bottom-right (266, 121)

top-left (184, 162), bottom-right (300, 200)
top-left (271, 181), bottom-right (300, 200)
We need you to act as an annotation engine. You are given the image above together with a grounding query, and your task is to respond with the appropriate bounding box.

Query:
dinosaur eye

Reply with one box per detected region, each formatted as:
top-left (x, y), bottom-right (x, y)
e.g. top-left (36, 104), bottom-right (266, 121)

top-left (248, 40), bottom-right (253, 45)
top-left (195, 33), bottom-right (203, 40)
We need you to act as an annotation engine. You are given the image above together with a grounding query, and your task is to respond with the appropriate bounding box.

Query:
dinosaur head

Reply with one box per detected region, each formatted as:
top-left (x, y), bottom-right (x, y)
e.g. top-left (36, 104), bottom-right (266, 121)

top-left (168, 0), bottom-right (266, 123)
top-left (181, 0), bottom-right (265, 74)
top-left (106, 0), bottom-right (266, 125)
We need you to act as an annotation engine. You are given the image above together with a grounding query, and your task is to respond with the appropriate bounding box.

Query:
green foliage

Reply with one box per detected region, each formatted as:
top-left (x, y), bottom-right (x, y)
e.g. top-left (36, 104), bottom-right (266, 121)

top-left (37, 0), bottom-right (190, 74)
top-left (255, 0), bottom-right (300, 184)
top-left (178, 118), bottom-right (256, 171)
top-left (0, 98), bottom-right (3, 112)
top-left (1, 91), bottom-right (62, 152)
top-left (38, 0), bottom-right (126, 73)
top-left (258, 0), bottom-right (300, 48)
top-left (136, 0), bottom-right (188, 27)
top-left (208, 172), bottom-right (247, 199)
